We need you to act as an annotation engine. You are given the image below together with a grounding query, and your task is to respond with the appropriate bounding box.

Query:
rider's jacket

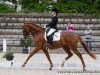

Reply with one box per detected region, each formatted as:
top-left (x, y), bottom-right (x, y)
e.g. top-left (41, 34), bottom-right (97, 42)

top-left (47, 16), bottom-right (58, 29)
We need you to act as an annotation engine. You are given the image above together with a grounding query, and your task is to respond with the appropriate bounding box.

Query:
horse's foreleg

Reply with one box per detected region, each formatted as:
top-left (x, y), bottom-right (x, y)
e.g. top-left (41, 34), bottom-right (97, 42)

top-left (42, 49), bottom-right (53, 70)
top-left (61, 45), bottom-right (73, 67)
top-left (22, 49), bottom-right (39, 68)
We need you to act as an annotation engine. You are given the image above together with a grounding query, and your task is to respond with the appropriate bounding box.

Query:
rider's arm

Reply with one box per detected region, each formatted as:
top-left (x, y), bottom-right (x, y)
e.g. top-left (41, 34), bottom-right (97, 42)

top-left (46, 16), bottom-right (58, 28)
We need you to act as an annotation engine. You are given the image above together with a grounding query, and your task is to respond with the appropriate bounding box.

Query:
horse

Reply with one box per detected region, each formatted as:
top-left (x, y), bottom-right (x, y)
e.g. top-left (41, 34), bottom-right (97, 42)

top-left (21, 22), bottom-right (96, 71)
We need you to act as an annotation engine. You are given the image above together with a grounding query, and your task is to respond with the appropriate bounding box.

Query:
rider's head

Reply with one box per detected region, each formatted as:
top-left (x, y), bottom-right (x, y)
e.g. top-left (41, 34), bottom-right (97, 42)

top-left (51, 8), bottom-right (59, 16)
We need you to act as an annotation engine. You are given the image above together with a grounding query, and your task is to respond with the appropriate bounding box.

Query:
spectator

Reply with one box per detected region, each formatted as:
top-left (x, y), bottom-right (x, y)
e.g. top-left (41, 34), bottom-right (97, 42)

top-left (84, 25), bottom-right (92, 50)
top-left (66, 21), bottom-right (75, 32)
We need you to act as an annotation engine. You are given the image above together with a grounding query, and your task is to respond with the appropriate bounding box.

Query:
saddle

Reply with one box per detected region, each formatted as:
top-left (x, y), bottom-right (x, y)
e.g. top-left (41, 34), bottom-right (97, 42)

top-left (44, 29), bottom-right (61, 41)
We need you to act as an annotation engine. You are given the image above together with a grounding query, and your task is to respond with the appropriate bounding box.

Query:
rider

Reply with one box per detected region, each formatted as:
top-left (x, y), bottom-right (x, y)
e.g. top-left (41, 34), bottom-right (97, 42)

top-left (46, 8), bottom-right (59, 49)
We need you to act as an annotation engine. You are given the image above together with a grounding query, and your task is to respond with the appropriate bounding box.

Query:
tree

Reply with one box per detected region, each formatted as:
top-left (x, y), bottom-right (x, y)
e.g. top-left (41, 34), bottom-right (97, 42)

top-left (19, 0), bottom-right (38, 9)
top-left (20, 0), bottom-right (52, 12)
top-left (2, 0), bottom-right (100, 14)
top-left (95, 0), bottom-right (100, 13)
top-left (0, 3), bottom-right (16, 13)
top-left (3, 0), bottom-right (18, 10)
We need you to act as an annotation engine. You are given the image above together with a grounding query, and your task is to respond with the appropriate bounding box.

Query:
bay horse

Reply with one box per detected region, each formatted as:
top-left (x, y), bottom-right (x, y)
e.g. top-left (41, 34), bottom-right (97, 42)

top-left (21, 22), bottom-right (96, 71)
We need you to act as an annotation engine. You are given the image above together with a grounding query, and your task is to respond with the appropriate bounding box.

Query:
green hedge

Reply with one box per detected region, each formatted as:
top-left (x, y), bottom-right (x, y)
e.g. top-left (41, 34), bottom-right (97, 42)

top-left (20, 0), bottom-right (100, 14)
top-left (1, 0), bottom-right (100, 14)
top-left (0, 3), bottom-right (16, 13)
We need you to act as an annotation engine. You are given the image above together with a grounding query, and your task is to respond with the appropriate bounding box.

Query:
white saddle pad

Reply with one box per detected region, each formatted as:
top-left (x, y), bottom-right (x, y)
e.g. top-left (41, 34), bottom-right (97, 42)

top-left (44, 31), bottom-right (61, 41)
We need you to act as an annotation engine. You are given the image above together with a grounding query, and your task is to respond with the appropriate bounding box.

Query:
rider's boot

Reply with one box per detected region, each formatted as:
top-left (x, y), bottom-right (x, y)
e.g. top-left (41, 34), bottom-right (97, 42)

top-left (47, 36), bottom-right (52, 49)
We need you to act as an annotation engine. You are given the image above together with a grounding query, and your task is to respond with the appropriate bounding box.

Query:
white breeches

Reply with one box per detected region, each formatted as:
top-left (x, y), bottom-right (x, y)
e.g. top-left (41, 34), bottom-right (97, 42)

top-left (47, 28), bottom-right (56, 36)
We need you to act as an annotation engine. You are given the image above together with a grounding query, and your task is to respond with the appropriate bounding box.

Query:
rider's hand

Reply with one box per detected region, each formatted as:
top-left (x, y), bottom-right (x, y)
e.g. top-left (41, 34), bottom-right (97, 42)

top-left (46, 25), bottom-right (49, 28)
top-left (43, 26), bottom-right (46, 28)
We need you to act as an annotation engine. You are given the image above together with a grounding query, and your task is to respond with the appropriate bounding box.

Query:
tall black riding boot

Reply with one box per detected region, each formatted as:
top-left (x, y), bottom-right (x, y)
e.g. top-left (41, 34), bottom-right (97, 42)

top-left (47, 36), bottom-right (52, 49)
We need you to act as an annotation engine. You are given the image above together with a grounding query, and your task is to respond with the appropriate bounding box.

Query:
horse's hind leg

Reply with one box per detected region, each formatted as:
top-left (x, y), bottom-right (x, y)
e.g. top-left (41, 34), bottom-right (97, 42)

top-left (71, 47), bottom-right (86, 71)
top-left (42, 49), bottom-right (53, 70)
top-left (61, 45), bottom-right (73, 67)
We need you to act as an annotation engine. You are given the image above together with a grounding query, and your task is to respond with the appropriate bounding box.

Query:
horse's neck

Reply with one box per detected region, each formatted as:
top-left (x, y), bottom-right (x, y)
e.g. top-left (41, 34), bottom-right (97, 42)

top-left (31, 29), bottom-right (45, 41)
top-left (29, 24), bottom-right (43, 32)
top-left (29, 24), bottom-right (45, 37)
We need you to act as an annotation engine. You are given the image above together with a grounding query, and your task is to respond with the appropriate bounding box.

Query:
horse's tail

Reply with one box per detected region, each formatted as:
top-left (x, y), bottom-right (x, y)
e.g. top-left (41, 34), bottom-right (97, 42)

top-left (78, 36), bottom-right (96, 59)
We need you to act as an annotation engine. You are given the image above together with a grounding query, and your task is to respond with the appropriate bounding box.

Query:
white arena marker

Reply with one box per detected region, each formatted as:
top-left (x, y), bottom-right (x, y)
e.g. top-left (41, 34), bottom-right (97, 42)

top-left (3, 39), bottom-right (7, 52)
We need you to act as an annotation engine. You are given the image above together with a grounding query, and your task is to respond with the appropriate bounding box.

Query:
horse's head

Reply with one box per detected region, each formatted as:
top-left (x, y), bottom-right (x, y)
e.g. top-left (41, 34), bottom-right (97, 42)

top-left (21, 23), bottom-right (31, 39)
top-left (21, 22), bottom-right (45, 39)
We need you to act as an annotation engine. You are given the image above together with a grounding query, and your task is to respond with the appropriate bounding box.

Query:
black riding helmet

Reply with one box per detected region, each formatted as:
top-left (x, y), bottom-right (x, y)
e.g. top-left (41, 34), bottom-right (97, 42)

top-left (51, 8), bottom-right (59, 15)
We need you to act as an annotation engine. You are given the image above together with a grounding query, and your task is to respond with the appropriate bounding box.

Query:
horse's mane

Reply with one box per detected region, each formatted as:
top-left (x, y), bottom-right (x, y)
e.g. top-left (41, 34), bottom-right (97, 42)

top-left (32, 23), bottom-right (44, 30)
top-left (24, 22), bottom-right (45, 30)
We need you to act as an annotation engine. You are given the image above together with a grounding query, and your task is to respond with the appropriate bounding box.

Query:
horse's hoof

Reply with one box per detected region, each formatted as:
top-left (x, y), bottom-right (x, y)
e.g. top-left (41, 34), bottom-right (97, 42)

top-left (83, 68), bottom-right (86, 72)
top-left (83, 70), bottom-right (86, 72)
top-left (49, 68), bottom-right (52, 70)
top-left (21, 64), bottom-right (25, 68)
